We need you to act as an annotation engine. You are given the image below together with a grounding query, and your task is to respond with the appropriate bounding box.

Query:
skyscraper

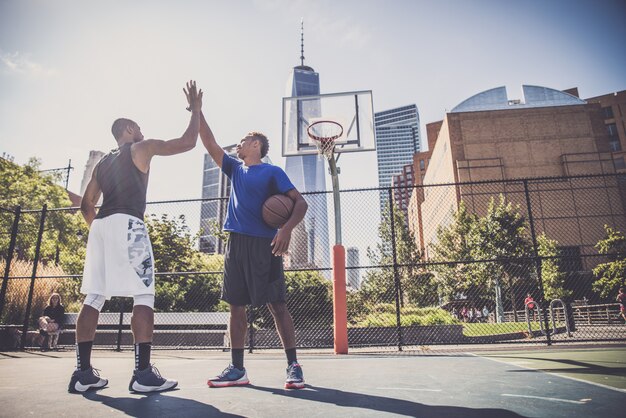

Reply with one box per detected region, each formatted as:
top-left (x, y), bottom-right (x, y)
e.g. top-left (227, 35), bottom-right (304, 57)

top-left (346, 247), bottom-right (361, 290)
top-left (199, 145), bottom-right (272, 254)
top-left (80, 150), bottom-right (105, 197)
top-left (199, 145), bottom-right (236, 254)
top-left (283, 22), bottom-right (329, 269)
top-left (375, 104), bottom-right (421, 214)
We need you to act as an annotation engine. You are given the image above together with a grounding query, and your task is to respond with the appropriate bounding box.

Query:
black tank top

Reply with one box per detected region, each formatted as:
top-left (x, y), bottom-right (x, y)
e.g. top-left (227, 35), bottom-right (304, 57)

top-left (94, 143), bottom-right (148, 220)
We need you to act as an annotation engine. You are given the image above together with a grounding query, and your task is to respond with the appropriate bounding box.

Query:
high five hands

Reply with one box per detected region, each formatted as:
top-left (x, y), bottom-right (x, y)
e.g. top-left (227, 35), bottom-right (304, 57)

top-left (184, 80), bottom-right (203, 112)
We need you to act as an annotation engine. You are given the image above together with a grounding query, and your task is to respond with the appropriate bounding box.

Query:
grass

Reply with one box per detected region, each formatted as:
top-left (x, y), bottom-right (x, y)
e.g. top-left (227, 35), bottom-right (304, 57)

top-left (350, 304), bottom-right (457, 328)
top-left (462, 321), bottom-right (548, 336)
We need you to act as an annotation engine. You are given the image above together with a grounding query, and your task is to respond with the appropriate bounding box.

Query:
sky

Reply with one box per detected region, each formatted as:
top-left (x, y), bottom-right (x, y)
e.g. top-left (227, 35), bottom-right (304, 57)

top-left (1, 0), bottom-right (625, 203)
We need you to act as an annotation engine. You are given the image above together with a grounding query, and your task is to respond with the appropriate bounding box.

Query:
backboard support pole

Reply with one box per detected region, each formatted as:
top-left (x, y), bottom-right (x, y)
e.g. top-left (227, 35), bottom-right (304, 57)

top-left (328, 153), bottom-right (347, 354)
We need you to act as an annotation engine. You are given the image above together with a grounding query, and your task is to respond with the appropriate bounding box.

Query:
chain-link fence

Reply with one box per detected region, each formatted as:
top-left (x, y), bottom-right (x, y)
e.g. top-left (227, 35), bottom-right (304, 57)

top-left (1, 173), bottom-right (625, 351)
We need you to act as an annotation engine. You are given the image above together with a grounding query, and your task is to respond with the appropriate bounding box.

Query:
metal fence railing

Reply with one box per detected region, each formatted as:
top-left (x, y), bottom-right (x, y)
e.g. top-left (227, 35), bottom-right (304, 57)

top-left (1, 173), bottom-right (626, 351)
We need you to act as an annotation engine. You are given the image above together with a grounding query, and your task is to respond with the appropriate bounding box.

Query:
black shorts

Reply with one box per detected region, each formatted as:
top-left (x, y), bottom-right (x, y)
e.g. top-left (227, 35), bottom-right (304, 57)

top-left (221, 232), bottom-right (286, 307)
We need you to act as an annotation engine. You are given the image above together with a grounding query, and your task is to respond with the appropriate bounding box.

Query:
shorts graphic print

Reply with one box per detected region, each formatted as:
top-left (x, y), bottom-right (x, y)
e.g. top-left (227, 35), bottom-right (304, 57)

top-left (127, 219), bottom-right (154, 287)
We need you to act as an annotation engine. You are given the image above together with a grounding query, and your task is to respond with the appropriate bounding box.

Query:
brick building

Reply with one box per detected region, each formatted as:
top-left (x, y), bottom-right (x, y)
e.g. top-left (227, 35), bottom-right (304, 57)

top-left (408, 121), bottom-right (440, 252)
top-left (408, 85), bottom-right (626, 267)
top-left (391, 164), bottom-right (414, 222)
top-left (585, 90), bottom-right (626, 172)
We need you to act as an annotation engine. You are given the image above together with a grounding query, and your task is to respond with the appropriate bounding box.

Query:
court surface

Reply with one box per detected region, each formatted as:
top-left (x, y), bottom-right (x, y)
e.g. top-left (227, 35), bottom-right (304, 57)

top-left (1, 345), bottom-right (624, 418)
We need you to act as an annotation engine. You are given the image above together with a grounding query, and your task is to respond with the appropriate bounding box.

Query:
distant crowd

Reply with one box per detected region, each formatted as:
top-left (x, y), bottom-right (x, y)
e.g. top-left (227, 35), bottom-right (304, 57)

top-left (451, 306), bottom-right (490, 323)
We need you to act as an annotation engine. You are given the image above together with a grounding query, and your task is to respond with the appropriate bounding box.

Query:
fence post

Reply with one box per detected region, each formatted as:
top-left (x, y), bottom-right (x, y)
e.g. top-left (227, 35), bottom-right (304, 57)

top-left (388, 189), bottom-right (403, 351)
top-left (247, 307), bottom-right (255, 354)
top-left (523, 181), bottom-right (552, 346)
top-left (21, 204), bottom-right (47, 350)
top-left (116, 311), bottom-right (124, 352)
top-left (0, 205), bottom-right (21, 319)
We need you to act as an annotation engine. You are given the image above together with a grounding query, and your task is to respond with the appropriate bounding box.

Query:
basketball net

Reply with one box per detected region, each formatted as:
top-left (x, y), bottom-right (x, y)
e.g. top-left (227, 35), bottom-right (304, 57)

top-left (307, 120), bottom-right (343, 160)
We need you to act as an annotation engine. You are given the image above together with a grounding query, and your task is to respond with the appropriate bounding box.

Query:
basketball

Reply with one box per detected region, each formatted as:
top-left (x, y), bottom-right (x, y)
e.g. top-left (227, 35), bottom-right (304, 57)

top-left (262, 194), bottom-right (294, 229)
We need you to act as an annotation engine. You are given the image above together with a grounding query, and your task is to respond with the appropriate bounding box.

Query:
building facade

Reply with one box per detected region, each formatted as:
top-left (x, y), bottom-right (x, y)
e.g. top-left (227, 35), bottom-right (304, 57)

top-left (391, 164), bottom-right (415, 222)
top-left (79, 150), bottom-right (105, 197)
top-left (375, 104), bottom-right (421, 215)
top-left (283, 65), bottom-right (330, 269)
top-left (346, 246), bottom-right (361, 290)
top-left (585, 90), bottom-right (626, 172)
top-left (411, 85), bottom-right (624, 271)
top-left (199, 145), bottom-right (236, 254)
top-left (407, 121), bottom-right (441, 252)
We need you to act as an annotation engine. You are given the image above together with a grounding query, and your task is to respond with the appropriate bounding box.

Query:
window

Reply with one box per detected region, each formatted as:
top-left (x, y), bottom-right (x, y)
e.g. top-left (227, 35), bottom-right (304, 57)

top-left (602, 106), bottom-right (614, 119)
top-left (607, 123), bottom-right (618, 137)
top-left (557, 246), bottom-right (583, 273)
top-left (420, 160), bottom-right (425, 170)
top-left (610, 140), bottom-right (622, 152)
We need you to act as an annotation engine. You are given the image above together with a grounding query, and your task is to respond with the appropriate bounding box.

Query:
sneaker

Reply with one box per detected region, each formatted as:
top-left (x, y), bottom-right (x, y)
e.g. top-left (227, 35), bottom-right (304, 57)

top-left (129, 364), bottom-right (178, 393)
top-left (68, 367), bottom-right (108, 393)
top-left (285, 362), bottom-right (304, 389)
top-left (207, 364), bottom-right (249, 388)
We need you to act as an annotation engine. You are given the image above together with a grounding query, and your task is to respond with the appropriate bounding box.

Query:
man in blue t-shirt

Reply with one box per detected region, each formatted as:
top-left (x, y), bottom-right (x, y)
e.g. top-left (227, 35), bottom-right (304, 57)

top-left (198, 108), bottom-right (308, 389)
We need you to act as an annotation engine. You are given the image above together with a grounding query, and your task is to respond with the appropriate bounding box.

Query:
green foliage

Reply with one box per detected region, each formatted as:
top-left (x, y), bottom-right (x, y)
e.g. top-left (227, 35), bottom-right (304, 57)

top-left (537, 233), bottom-right (572, 300)
top-left (592, 225), bottom-right (626, 299)
top-left (123, 214), bottom-right (225, 313)
top-left (0, 158), bottom-right (89, 312)
top-left (429, 201), bottom-right (481, 299)
top-left (362, 204), bottom-right (436, 307)
top-left (252, 270), bottom-right (333, 329)
top-left (351, 303), bottom-right (457, 327)
top-left (462, 322), bottom-right (543, 337)
top-left (285, 270), bottom-right (333, 327)
top-left (429, 195), bottom-right (570, 312)
top-left (0, 157), bottom-right (88, 271)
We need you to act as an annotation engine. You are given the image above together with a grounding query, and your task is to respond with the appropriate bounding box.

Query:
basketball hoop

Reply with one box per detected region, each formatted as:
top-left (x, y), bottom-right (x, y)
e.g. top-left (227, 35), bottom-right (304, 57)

top-left (307, 120), bottom-right (343, 160)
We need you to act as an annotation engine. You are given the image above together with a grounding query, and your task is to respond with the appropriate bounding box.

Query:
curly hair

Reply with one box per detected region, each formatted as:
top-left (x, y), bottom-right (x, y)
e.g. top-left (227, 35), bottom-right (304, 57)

top-left (248, 131), bottom-right (269, 158)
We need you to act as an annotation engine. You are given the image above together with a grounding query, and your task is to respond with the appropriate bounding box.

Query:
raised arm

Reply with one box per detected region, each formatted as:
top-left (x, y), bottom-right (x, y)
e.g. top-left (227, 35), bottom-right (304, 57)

top-left (80, 166), bottom-right (102, 226)
top-left (132, 80), bottom-right (203, 172)
top-left (199, 110), bottom-right (225, 168)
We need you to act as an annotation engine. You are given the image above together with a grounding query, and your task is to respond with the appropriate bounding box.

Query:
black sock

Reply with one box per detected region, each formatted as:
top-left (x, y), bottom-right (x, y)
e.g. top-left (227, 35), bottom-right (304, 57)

top-left (135, 342), bottom-right (151, 371)
top-left (231, 348), bottom-right (244, 370)
top-left (286, 348), bottom-right (297, 365)
top-left (77, 341), bottom-right (93, 371)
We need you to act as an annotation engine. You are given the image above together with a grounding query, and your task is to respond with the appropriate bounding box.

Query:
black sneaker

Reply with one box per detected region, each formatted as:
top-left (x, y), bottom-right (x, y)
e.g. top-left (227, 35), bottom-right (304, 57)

top-left (68, 367), bottom-right (108, 393)
top-left (129, 365), bottom-right (178, 393)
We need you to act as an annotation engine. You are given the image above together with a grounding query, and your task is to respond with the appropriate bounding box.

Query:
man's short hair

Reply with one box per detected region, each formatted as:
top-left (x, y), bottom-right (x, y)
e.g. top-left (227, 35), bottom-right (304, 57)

top-left (249, 131), bottom-right (269, 158)
top-left (111, 118), bottom-right (136, 140)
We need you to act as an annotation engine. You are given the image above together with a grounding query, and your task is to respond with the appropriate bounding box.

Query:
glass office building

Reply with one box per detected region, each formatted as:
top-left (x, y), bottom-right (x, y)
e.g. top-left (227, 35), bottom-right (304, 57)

top-left (199, 146), bottom-right (271, 254)
top-left (284, 66), bottom-right (330, 269)
top-left (375, 104), bottom-right (421, 214)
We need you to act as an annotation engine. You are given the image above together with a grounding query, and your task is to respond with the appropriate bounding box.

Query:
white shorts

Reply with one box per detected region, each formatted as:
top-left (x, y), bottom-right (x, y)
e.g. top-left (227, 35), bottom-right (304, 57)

top-left (81, 213), bottom-right (155, 298)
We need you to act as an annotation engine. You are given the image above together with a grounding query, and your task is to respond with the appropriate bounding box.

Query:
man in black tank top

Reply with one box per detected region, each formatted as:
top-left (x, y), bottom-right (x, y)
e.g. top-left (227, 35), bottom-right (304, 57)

top-left (68, 81), bottom-right (203, 394)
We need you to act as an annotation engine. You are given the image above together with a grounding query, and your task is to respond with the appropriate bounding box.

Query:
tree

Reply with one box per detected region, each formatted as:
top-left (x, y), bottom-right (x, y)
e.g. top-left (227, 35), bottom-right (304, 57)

top-left (429, 196), bottom-right (564, 323)
top-left (592, 225), bottom-right (626, 299)
top-left (251, 270), bottom-right (333, 329)
top-left (109, 213), bottom-right (225, 313)
top-left (362, 204), bottom-right (437, 308)
top-left (473, 195), bottom-right (534, 322)
top-left (537, 234), bottom-right (572, 301)
top-left (429, 202), bottom-right (484, 302)
top-left (0, 158), bottom-right (88, 318)
top-left (0, 157), bottom-right (88, 273)
top-left (285, 270), bottom-right (333, 327)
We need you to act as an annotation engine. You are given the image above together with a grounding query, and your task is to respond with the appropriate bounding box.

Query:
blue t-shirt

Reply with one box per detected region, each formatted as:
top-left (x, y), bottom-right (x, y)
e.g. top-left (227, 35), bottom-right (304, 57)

top-left (222, 154), bottom-right (295, 238)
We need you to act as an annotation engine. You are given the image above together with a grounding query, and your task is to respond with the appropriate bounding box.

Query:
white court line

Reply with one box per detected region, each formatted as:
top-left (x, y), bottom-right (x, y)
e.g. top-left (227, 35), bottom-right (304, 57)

top-left (377, 387), bottom-right (442, 392)
top-left (470, 353), bottom-right (626, 394)
top-left (502, 393), bottom-right (590, 405)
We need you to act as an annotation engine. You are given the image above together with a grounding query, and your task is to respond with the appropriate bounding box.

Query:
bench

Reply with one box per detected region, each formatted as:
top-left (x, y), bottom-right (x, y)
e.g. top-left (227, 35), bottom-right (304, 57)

top-left (59, 312), bottom-right (230, 349)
